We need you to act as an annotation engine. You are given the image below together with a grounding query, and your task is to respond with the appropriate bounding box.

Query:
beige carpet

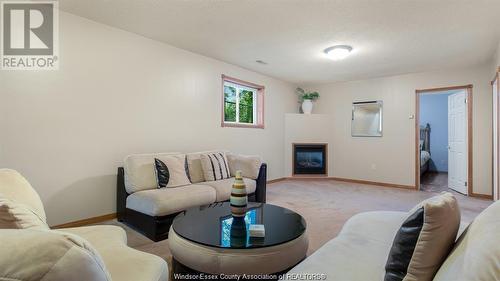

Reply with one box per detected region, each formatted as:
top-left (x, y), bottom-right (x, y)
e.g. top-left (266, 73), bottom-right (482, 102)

top-left (98, 179), bottom-right (491, 261)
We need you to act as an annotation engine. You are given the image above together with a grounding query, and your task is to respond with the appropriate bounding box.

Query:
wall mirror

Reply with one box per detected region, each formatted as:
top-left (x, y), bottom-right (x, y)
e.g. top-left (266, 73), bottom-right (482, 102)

top-left (351, 101), bottom-right (383, 137)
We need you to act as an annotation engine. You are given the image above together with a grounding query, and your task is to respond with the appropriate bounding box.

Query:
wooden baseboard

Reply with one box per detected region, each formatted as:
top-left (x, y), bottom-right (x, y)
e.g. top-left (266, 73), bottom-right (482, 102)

top-left (286, 176), bottom-right (416, 189)
top-left (52, 213), bottom-right (117, 229)
top-left (470, 193), bottom-right (493, 200)
top-left (290, 174), bottom-right (328, 178)
top-left (267, 178), bottom-right (286, 184)
top-left (329, 177), bottom-right (416, 189)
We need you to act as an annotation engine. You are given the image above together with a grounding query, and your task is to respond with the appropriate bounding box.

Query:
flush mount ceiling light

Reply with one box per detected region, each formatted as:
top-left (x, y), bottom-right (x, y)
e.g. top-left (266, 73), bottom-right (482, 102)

top-left (324, 45), bottom-right (353, 60)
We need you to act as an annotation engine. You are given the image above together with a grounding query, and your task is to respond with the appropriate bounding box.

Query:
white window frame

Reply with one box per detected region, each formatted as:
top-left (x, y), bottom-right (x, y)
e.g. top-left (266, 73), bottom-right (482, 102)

top-left (223, 81), bottom-right (257, 125)
top-left (221, 75), bottom-right (264, 129)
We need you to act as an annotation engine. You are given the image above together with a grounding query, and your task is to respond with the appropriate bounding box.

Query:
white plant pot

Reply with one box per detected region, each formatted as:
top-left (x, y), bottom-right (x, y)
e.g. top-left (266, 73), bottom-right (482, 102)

top-left (302, 100), bottom-right (314, 114)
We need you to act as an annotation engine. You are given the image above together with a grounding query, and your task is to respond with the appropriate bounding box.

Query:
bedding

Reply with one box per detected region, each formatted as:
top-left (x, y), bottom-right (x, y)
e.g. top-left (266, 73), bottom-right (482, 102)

top-left (420, 151), bottom-right (431, 167)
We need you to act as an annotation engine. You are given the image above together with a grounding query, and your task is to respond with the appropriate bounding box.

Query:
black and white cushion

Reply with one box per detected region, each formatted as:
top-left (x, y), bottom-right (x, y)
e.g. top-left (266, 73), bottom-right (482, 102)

top-left (184, 156), bottom-right (192, 183)
top-left (154, 158), bottom-right (170, 188)
top-left (384, 192), bottom-right (460, 281)
top-left (153, 154), bottom-right (191, 188)
top-left (200, 152), bottom-right (231, 181)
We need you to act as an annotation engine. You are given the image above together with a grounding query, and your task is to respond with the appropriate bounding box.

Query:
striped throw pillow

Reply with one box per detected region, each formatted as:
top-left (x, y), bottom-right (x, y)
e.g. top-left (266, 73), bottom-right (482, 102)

top-left (200, 152), bottom-right (231, 181)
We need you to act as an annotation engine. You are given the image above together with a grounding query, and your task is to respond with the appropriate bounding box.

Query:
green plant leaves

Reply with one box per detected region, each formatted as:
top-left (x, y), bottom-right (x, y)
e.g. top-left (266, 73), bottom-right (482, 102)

top-left (296, 88), bottom-right (320, 101)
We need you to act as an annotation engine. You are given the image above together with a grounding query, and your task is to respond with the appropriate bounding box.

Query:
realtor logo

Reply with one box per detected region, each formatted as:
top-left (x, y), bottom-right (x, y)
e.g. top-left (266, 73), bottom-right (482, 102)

top-left (1, 1), bottom-right (59, 70)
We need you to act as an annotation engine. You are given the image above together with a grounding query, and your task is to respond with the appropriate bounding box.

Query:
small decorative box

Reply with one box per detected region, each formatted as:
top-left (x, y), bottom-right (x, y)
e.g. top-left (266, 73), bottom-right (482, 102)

top-left (249, 224), bottom-right (265, 237)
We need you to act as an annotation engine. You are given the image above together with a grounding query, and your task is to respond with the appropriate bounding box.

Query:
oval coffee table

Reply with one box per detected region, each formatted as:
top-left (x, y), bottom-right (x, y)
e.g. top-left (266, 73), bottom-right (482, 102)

top-left (168, 202), bottom-right (308, 278)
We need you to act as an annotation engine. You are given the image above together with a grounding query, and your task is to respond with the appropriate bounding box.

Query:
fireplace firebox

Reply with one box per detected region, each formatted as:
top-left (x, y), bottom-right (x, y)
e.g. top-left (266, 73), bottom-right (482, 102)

top-left (293, 144), bottom-right (327, 175)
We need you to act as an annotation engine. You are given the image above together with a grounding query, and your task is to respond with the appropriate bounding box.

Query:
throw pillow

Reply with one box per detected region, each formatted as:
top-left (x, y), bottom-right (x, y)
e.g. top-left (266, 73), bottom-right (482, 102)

top-left (432, 200), bottom-right (500, 281)
top-left (123, 152), bottom-right (180, 193)
top-left (153, 154), bottom-right (191, 188)
top-left (200, 152), bottom-right (231, 181)
top-left (154, 158), bottom-right (170, 188)
top-left (0, 169), bottom-right (47, 224)
top-left (0, 195), bottom-right (49, 230)
top-left (226, 153), bottom-right (262, 179)
top-left (384, 192), bottom-right (460, 281)
top-left (185, 151), bottom-right (222, 183)
top-left (184, 156), bottom-right (192, 183)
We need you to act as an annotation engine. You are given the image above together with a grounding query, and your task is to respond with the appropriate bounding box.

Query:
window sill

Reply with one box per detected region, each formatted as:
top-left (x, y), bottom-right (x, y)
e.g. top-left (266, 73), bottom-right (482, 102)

top-left (222, 122), bottom-right (264, 129)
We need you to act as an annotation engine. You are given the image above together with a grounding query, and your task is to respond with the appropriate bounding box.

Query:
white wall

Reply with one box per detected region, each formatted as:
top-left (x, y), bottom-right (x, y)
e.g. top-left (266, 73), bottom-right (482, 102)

top-left (0, 12), bottom-right (297, 226)
top-left (304, 64), bottom-right (493, 196)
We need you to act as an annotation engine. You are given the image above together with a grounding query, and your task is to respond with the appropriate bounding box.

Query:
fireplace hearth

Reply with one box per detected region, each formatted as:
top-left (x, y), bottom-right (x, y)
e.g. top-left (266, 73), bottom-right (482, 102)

top-left (293, 144), bottom-right (327, 175)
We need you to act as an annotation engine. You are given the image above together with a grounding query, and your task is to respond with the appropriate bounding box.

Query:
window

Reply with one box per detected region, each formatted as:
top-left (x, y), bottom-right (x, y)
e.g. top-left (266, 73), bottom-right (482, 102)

top-left (222, 75), bottom-right (264, 128)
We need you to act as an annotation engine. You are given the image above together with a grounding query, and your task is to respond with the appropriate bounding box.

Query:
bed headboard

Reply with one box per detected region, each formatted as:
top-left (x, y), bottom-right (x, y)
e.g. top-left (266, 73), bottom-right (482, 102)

top-left (420, 123), bottom-right (430, 152)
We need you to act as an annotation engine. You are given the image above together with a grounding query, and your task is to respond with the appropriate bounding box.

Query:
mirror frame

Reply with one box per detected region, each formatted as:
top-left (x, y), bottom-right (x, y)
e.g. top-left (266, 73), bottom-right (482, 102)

top-left (351, 100), bottom-right (383, 137)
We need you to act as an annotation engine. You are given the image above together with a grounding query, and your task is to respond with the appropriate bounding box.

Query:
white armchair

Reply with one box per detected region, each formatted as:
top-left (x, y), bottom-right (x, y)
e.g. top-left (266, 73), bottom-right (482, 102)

top-left (0, 169), bottom-right (168, 281)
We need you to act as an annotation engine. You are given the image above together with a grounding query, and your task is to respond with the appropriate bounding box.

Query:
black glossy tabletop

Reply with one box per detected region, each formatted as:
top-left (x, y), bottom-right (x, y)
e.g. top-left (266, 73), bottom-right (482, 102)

top-left (172, 202), bottom-right (306, 249)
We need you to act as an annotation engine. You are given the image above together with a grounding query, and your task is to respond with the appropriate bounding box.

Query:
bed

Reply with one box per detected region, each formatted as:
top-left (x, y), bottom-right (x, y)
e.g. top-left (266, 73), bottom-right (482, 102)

top-left (420, 123), bottom-right (431, 175)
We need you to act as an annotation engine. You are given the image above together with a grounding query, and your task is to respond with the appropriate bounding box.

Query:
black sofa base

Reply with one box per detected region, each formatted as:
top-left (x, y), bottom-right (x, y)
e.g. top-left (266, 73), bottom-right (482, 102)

top-left (116, 164), bottom-right (267, 242)
top-left (119, 194), bottom-right (257, 242)
top-left (118, 208), bottom-right (177, 242)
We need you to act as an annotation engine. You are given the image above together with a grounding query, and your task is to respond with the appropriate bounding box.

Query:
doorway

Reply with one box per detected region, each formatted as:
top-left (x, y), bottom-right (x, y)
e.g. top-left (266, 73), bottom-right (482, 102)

top-left (415, 85), bottom-right (473, 195)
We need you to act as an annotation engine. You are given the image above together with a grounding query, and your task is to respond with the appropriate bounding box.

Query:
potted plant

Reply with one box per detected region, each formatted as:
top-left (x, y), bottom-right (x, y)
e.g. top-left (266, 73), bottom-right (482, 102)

top-left (296, 87), bottom-right (320, 114)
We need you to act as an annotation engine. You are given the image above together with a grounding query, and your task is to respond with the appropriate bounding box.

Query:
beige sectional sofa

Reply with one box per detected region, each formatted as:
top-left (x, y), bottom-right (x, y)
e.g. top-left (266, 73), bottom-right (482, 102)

top-left (117, 151), bottom-right (267, 241)
top-left (288, 201), bottom-right (500, 281)
top-left (0, 169), bottom-right (168, 281)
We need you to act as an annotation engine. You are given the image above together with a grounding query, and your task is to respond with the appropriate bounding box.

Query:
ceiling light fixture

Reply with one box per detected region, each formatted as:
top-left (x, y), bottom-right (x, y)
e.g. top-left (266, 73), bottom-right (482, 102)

top-left (324, 45), bottom-right (353, 60)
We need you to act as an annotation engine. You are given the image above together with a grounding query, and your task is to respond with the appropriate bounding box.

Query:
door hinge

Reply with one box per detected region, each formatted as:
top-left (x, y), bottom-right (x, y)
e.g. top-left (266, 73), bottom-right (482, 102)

top-left (464, 98), bottom-right (467, 104)
top-left (465, 182), bottom-right (468, 186)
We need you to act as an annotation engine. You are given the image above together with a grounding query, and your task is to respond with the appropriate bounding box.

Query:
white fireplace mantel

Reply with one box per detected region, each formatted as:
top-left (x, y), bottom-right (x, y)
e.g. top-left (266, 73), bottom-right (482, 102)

top-left (284, 113), bottom-right (334, 177)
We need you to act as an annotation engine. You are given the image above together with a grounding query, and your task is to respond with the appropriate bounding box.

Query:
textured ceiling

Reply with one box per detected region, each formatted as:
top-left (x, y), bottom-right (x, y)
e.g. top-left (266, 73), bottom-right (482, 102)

top-left (58, 0), bottom-right (500, 84)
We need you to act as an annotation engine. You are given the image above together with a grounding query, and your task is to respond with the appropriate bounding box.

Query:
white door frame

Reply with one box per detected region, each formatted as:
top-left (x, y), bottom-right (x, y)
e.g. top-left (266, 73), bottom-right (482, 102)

top-left (415, 85), bottom-right (473, 195)
top-left (493, 68), bottom-right (500, 201)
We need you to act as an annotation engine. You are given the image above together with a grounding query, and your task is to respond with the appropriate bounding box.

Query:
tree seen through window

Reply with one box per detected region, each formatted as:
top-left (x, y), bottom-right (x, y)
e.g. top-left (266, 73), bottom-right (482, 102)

top-left (224, 82), bottom-right (255, 124)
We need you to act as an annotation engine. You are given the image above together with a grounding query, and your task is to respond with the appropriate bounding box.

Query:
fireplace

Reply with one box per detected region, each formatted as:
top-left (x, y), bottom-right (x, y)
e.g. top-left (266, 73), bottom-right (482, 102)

top-left (293, 144), bottom-right (327, 175)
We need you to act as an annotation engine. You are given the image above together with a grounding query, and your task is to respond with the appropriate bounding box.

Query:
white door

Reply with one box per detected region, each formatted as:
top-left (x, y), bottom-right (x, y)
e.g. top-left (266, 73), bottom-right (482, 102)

top-left (448, 91), bottom-right (468, 194)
